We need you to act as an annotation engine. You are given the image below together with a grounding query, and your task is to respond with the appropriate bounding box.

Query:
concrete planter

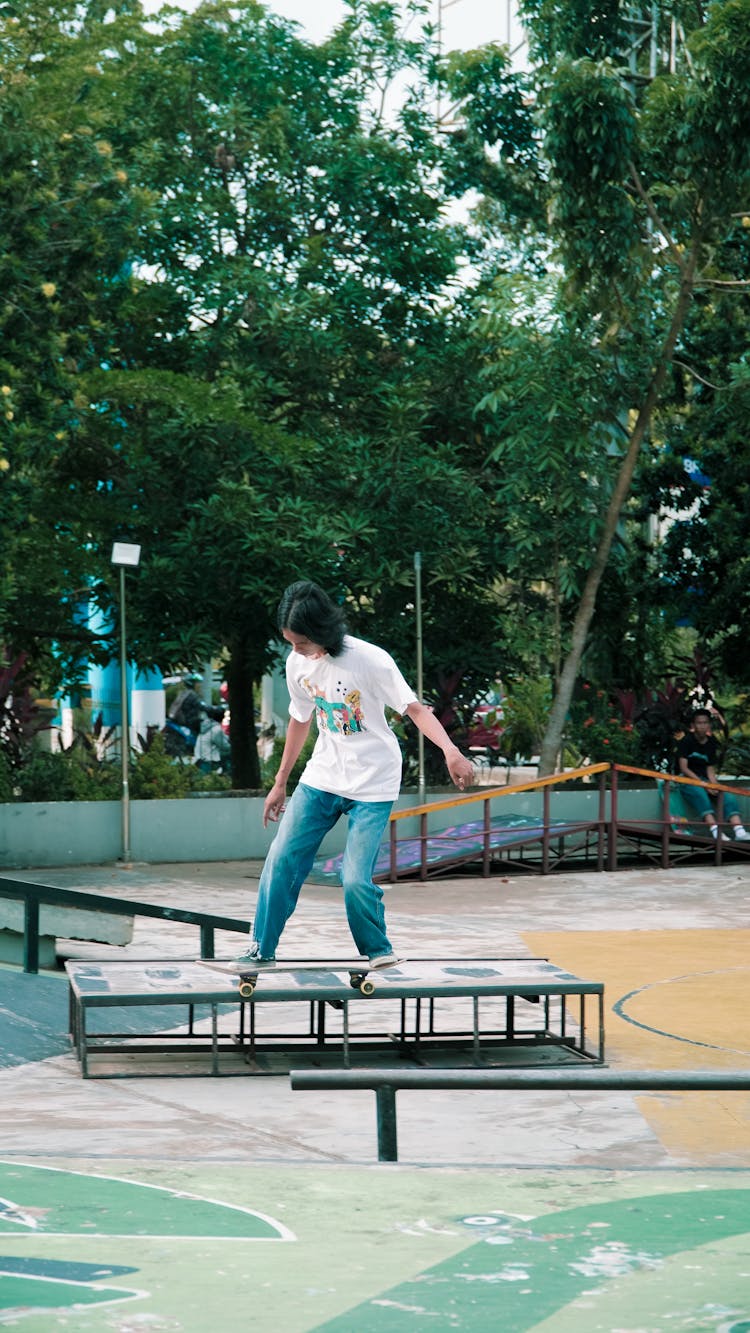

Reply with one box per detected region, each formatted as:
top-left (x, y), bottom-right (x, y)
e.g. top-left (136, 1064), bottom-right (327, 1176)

top-left (0, 784), bottom-right (664, 870)
top-left (0, 795), bottom-right (269, 869)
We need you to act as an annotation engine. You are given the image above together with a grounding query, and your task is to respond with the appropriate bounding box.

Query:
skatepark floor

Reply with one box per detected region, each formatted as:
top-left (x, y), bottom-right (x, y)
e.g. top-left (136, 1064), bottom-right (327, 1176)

top-left (1, 857), bottom-right (749, 1331)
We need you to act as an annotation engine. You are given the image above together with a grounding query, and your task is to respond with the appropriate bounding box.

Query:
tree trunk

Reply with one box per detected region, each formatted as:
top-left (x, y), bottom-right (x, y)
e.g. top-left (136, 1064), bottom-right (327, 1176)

top-left (225, 637), bottom-right (261, 790)
top-left (537, 247), bottom-right (699, 775)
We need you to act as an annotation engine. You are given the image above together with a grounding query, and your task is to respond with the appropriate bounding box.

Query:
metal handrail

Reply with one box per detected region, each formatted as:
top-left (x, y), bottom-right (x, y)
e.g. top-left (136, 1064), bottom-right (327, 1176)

top-left (0, 875), bottom-right (251, 974)
top-left (386, 762), bottom-right (750, 881)
top-left (613, 763), bottom-right (750, 800)
top-left (609, 765), bottom-right (750, 870)
top-left (389, 763), bottom-right (610, 821)
top-left (387, 763), bottom-right (610, 881)
top-left (290, 1067), bottom-right (750, 1162)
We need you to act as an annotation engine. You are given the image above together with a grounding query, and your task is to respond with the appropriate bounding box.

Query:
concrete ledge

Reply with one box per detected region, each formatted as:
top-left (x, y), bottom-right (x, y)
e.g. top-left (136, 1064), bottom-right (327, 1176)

top-left (0, 896), bottom-right (134, 966)
top-left (0, 930), bottom-right (57, 968)
top-left (0, 899), bottom-right (134, 947)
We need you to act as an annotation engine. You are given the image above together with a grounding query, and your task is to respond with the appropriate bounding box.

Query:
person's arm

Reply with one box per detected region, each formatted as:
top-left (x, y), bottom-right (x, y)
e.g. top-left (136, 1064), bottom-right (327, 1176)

top-left (404, 701), bottom-right (474, 790)
top-left (263, 716), bottom-right (312, 826)
top-left (679, 755), bottom-right (716, 787)
top-left (678, 754), bottom-right (698, 780)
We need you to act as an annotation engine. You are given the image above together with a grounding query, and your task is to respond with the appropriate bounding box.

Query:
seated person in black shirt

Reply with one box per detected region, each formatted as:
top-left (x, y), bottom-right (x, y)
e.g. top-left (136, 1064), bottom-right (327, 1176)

top-left (676, 708), bottom-right (750, 841)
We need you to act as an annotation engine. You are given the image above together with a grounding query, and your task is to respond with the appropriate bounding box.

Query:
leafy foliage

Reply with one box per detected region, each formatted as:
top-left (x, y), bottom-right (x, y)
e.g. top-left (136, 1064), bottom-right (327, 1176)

top-left (0, 651), bottom-right (47, 773)
top-left (0, 3), bottom-right (153, 683)
top-left (497, 677), bottom-right (551, 762)
top-left (1, 0), bottom-right (510, 790)
top-left (3, 0), bottom-right (750, 803)
top-left (9, 730), bottom-right (233, 802)
top-left (542, 59), bottom-right (638, 298)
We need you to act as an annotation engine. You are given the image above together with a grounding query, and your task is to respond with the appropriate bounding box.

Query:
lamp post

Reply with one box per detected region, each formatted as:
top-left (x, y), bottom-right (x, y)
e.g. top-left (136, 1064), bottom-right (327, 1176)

top-left (111, 542), bottom-right (141, 863)
top-left (414, 551), bottom-right (425, 803)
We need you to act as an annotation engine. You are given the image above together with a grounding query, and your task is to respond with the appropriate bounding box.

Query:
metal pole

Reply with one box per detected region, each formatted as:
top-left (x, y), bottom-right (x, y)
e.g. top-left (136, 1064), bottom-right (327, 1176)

top-left (291, 1068), bottom-right (750, 1093)
top-left (414, 551), bottom-right (425, 802)
top-left (436, 0), bottom-right (441, 125)
top-left (118, 564), bottom-right (132, 863)
top-left (375, 1086), bottom-right (398, 1162)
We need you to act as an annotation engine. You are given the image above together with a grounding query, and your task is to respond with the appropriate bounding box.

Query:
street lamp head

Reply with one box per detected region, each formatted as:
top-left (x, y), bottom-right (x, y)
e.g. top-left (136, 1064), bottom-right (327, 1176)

top-left (111, 542), bottom-right (141, 568)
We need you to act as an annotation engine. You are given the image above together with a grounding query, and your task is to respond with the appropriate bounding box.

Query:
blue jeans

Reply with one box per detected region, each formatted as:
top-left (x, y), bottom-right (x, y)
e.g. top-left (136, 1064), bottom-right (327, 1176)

top-left (680, 784), bottom-right (738, 822)
top-left (253, 783), bottom-right (393, 959)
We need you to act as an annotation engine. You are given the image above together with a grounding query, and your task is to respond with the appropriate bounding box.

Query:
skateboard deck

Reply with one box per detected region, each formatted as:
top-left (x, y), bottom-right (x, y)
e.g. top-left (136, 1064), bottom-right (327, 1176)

top-left (196, 958), bottom-right (398, 997)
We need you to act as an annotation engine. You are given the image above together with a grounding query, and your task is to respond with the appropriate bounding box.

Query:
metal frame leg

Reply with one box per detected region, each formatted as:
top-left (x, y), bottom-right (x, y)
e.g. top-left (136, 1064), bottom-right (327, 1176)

top-left (472, 996), bottom-right (481, 1065)
top-left (211, 1004), bottom-right (219, 1075)
top-left (342, 1000), bottom-right (350, 1068)
top-left (376, 1086), bottom-right (398, 1161)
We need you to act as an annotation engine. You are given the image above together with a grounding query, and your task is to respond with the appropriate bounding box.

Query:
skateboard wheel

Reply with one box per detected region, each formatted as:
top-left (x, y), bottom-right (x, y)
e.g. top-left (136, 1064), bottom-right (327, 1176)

top-left (360, 979), bottom-right (376, 996)
top-left (238, 980), bottom-right (255, 998)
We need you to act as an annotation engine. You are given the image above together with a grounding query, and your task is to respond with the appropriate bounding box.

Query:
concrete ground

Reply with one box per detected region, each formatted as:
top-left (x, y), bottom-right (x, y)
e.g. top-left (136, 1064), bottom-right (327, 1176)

top-left (1, 856), bottom-right (749, 1331)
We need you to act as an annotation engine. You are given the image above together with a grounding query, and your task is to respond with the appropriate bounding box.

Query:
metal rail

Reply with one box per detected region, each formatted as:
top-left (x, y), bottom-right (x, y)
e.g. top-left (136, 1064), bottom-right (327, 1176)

top-left (610, 765), bottom-right (750, 870)
top-left (386, 763), bottom-right (610, 881)
top-left (0, 875), bottom-right (251, 973)
top-left (290, 1067), bottom-right (750, 1162)
top-left (383, 763), bottom-right (750, 881)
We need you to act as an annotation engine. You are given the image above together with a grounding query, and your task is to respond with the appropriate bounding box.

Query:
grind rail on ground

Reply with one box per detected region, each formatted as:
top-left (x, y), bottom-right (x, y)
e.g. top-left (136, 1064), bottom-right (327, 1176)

top-left (290, 1067), bottom-right (750, 1161)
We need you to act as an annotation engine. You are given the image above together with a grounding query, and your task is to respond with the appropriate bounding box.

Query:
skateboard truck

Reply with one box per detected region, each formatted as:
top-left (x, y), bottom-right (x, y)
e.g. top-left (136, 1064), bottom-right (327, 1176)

top-left (236, 968), bottom-right (376, 999)
top-left (196, 959), bottom-right (381, 999)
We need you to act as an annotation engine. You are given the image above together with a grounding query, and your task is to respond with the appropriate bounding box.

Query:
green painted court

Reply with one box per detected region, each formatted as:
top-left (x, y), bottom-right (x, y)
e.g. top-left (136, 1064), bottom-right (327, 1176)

top-left (0, 1162), bottom-right (748, 1330)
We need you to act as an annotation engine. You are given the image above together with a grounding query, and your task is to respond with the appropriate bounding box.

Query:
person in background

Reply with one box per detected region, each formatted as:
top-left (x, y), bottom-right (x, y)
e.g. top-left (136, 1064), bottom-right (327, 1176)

top-left (676, 708), bottom-right (750, 841)
top-left (169, 675), bottom-right (204, 740)
top-left (163, 675), bottom-right (205, 758)
top-left (236, 580), bottom-right (475, 970)
top-left (193, 709), bottom-right (231, 774)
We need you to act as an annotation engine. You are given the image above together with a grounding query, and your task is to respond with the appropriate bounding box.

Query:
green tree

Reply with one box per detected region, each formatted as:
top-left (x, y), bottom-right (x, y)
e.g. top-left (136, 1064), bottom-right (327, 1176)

top-left (0, 0), bottom-right (152, 687)
top-left (449, 0), bottom-right (750, 771)
top-left (474, 275), bottom-right (632, 686)
top-left (657, 356), bottom-right (750, 682)
top-left (535, 1), bottom-right (750, 770)
top-left (64, 0), bottom-right (508, 787)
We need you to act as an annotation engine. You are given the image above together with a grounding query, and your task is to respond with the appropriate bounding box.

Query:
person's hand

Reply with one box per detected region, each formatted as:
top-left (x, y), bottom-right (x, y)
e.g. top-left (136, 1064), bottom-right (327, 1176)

top-left (263, 781), bottom-right (287, 827)
top-left (446, 750), bottom-right (475, 791)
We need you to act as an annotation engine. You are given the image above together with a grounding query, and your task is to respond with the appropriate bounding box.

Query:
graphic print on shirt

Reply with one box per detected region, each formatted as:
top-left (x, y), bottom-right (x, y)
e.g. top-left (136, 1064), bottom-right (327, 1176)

top-left (301, 678), bottom-right (365, 737)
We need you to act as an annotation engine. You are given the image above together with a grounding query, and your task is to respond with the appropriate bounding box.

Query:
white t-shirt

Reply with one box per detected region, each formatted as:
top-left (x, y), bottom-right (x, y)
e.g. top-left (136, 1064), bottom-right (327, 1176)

top-left (286, 635), bottom-right (417, 801)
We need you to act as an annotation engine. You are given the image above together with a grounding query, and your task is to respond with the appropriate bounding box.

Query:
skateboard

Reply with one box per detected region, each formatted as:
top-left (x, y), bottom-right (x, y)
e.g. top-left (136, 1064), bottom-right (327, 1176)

top-left (197, 958), bottom-right (389, 998)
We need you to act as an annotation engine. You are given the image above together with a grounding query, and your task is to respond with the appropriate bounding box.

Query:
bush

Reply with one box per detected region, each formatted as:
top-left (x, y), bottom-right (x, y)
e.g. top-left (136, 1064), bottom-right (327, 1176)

top-left (131, 734), bottom-right (233, 798)
top-left (13, 749), bottom-right (121, 802)
top-left (4, 731), bottom-right (233, 802)
top-left (498, 678), bottom-right (551, 761)
top-left (568, 685), bottom-right (641, 767)
top-left (721, 734), bottom-right (750, 778)
top-left (0, 750), bottom-right (14, 802)
top-left (129, 734), bottom-right (196, 799)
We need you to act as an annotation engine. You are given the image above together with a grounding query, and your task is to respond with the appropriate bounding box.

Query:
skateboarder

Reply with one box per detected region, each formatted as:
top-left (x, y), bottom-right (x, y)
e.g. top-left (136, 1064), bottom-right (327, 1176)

top-left (237, 580), bottom-right (475, 970)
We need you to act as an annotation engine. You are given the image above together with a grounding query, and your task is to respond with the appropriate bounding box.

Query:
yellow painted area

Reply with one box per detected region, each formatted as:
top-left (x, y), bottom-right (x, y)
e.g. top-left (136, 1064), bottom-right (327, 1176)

top-left (525, 929), bottom-right (750, 1164)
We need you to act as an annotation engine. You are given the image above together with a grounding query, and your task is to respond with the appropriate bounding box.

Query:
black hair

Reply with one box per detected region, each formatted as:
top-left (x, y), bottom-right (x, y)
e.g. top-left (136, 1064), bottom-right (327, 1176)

top-left (692, 708), bottom-right (712, 721)
top-left (277, 581), bottom-right (347, 657)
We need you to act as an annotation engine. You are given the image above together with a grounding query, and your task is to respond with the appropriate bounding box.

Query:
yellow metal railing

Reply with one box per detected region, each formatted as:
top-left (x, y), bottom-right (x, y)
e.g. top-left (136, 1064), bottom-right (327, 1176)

top-left (609, 764), bottom-right (750, 870)
top-left (387, 764), bottom-right (610, 881)
top-left (385, 762), bottom-right (750, 880)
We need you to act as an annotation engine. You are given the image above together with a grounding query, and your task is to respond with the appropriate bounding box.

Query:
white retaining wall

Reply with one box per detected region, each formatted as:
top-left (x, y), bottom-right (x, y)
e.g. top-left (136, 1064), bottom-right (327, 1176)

top-left (0, 785), bottom-right (659, 870)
